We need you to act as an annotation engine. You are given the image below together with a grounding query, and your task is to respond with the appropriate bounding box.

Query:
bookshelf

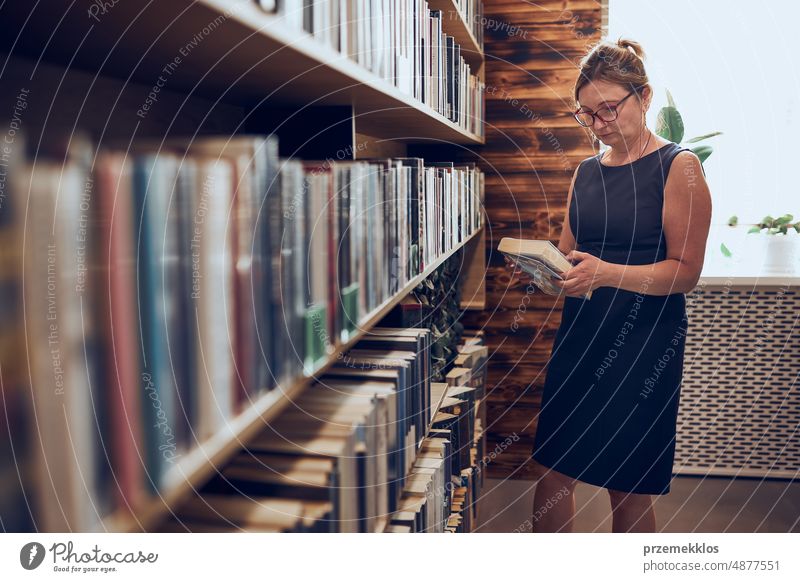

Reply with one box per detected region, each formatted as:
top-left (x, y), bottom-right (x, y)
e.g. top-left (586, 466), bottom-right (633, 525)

top-left (0, 0), bottom-right (485, 144)
top-left (0, 0), bottom-right (487, 533)
top-left (104, 226), bottom-right (484, 533)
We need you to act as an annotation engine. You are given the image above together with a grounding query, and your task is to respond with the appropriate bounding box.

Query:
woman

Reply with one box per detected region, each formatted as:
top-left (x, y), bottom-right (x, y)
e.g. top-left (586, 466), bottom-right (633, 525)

top-left (509, 38), bottom-right (712, 532)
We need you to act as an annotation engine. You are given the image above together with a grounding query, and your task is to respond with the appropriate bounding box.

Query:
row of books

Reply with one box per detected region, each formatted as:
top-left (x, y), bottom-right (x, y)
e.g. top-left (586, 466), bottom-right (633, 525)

top-left (388, 331), bottom-right (487, 532)
top-left (161, 326), bottom-right (433, 532)
top-left (453, 0), bottom-right (485, 48)
top-left (0, 132), bottom-right (483, 532)
top-left (258, 0), bottom-right (485, 136)
top-left (160, 328), bottom-right (488, 532)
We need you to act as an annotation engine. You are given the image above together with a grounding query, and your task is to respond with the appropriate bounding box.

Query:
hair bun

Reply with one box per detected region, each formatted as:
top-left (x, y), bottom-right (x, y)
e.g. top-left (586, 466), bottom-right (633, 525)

top-left (616, 37), bottom-right (646, 60)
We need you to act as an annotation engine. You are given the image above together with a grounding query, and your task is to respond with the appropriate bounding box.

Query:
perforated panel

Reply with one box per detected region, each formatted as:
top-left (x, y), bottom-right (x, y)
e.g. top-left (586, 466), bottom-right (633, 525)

top-left (675, 286), bottom-right (800, 478)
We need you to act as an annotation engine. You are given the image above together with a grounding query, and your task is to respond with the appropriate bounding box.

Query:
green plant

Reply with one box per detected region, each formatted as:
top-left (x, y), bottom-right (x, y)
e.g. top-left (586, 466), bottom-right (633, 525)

top-left (728, 214), bottom-right (800, 235)
top-left (655, 89), bottom-right (722, 164)
top-left (721, 214), bottom-right (800, 258)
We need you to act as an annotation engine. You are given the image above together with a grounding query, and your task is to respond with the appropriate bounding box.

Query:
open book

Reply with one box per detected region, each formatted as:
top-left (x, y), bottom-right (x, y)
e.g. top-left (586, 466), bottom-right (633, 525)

top-left (498, 237), bottom-right (593, 300)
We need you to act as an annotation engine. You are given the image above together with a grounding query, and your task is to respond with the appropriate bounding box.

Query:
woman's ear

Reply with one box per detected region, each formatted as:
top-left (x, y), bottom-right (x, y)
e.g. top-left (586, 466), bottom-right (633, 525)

top-left (641, 85), bottom-right (653, 112)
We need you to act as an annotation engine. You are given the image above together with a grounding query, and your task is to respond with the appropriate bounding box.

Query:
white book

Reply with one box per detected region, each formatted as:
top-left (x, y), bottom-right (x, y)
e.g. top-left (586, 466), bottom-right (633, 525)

top-left (193, 158), bottom-right (235, 440)
top-left (21, 162), bottom-right (100, 532)
top-left (498, 237), bottom-right (593, 299)
top-left (279, 0), bottom-right (305, 30)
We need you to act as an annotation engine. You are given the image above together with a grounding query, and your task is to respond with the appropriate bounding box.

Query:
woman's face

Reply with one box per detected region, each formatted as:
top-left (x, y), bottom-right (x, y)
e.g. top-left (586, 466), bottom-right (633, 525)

top-left (576, 80), bottom-right (651, 149)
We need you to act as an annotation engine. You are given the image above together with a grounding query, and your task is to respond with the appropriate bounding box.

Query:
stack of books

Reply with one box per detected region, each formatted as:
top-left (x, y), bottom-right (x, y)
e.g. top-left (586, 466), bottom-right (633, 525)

top-left (257, 0), bottom-right (486, 136)
top-left (1, 131), bottom-right (483, 532)
top-left (162, 327), bottom-right (433, 533)
top-left (388, 331), bottom-right (488, 532)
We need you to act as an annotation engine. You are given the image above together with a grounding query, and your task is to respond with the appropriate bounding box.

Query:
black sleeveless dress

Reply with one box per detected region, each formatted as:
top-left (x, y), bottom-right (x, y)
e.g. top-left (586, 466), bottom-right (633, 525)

top-left (532, 142), bottom-right (691, 495)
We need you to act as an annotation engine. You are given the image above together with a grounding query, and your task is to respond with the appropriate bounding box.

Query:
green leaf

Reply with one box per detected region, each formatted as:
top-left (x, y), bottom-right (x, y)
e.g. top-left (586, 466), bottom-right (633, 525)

top-left (727, 215), bottom-right (738, 226)
top-left (666, 88), bottom-right (676, 109)
top-left (774, 214), bottom-right (794, 225)
top-left (656, 106), bottom-right (685, 143)
top-left (794, 222), bottom-right (800, 233)
top-left (747, 226), bottom-right (762, 233)
top-left (685, 131), bottom-right (723, 143)
top-left (720, 242), bottom-right (732, 257)
top-left (690, 144), bottom-right (713, 163)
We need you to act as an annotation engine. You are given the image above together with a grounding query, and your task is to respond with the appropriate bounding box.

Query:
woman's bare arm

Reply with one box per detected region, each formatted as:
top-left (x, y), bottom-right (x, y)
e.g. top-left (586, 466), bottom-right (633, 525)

top-left (600, 151), bottom-right (712, 295)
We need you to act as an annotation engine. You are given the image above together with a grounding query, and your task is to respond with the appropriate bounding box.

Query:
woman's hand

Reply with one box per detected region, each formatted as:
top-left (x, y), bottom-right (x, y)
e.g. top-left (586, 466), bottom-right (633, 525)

top-left (557, 250), bottom-right (611, 297)
top-left (503, 255), bottom-right (533, 285)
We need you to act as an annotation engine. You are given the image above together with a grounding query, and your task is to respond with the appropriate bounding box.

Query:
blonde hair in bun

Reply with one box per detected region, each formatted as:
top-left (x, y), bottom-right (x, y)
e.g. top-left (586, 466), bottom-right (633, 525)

top-left (573, 37), bottom-right (650, 104)
top-left (617, 38), bottom-right (646, 60)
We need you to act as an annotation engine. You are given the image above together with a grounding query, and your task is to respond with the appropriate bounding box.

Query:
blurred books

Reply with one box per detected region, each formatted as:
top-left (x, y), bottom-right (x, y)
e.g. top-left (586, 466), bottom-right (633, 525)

top-left (0, 132), bottom-right (483, 532)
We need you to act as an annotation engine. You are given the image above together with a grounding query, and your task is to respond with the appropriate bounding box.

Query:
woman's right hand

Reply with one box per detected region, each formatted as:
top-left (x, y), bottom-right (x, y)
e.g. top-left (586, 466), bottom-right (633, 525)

top-left (504, 255), bottom-right (533, 285)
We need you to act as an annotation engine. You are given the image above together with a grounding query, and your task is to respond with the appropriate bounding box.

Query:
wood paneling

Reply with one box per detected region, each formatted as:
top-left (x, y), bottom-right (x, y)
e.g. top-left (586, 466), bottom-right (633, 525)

top-left (461, 0), bottom-right (602, 480)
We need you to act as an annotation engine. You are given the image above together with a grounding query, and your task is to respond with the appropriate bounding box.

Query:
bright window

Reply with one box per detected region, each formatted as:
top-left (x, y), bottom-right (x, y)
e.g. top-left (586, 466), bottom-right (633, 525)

top-left (608, 0), bottom-right (798, 227)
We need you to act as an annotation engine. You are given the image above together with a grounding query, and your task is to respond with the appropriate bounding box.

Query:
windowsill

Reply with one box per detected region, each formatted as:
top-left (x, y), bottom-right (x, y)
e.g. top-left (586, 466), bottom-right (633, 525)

top-left (698, 224), bottom-right (800, 286)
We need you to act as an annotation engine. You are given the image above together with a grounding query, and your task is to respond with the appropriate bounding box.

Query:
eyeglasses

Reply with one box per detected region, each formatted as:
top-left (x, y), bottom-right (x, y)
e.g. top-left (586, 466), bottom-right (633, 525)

top-left (573, 90), bottom-right (637, 127)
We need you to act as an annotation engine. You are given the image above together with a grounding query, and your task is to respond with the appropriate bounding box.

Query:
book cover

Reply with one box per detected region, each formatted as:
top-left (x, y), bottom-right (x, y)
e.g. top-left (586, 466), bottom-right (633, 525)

top-left (498, 237), bottom-right (593, 299)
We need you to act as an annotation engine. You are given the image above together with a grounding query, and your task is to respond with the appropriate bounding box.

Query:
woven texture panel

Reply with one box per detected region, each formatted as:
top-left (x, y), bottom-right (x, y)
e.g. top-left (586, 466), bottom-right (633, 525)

top-left (675, 287), bottom-right (800, 478)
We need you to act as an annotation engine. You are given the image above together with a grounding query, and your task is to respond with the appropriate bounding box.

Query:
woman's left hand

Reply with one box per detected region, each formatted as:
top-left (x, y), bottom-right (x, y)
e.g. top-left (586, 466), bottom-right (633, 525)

top-left (557, 250), bottom-right (610, 297)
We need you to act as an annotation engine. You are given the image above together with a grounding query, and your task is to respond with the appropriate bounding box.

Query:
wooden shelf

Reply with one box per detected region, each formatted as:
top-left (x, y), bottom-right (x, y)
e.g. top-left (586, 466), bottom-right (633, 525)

top-left (101, 226), bottom-right (484, 533)
top-left (0, 0), bottom-right (484, 145)
top-left (429, 0), bottom-right (484, 67)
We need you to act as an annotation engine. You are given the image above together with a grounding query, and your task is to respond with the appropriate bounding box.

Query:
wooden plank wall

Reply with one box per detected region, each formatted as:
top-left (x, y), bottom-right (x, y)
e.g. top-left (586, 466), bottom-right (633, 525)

top-left (461, 0), bottom-right (603, 480)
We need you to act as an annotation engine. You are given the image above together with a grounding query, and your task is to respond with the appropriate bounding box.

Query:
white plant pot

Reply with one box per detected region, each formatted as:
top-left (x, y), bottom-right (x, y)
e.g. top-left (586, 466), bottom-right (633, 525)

top-left (763, 233), bottom-right (797, 274)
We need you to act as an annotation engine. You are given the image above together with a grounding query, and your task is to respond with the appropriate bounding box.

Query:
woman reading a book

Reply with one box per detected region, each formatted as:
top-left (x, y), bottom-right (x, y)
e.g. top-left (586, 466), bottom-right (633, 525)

top-left (510, 38), bottom-right (712, 532)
